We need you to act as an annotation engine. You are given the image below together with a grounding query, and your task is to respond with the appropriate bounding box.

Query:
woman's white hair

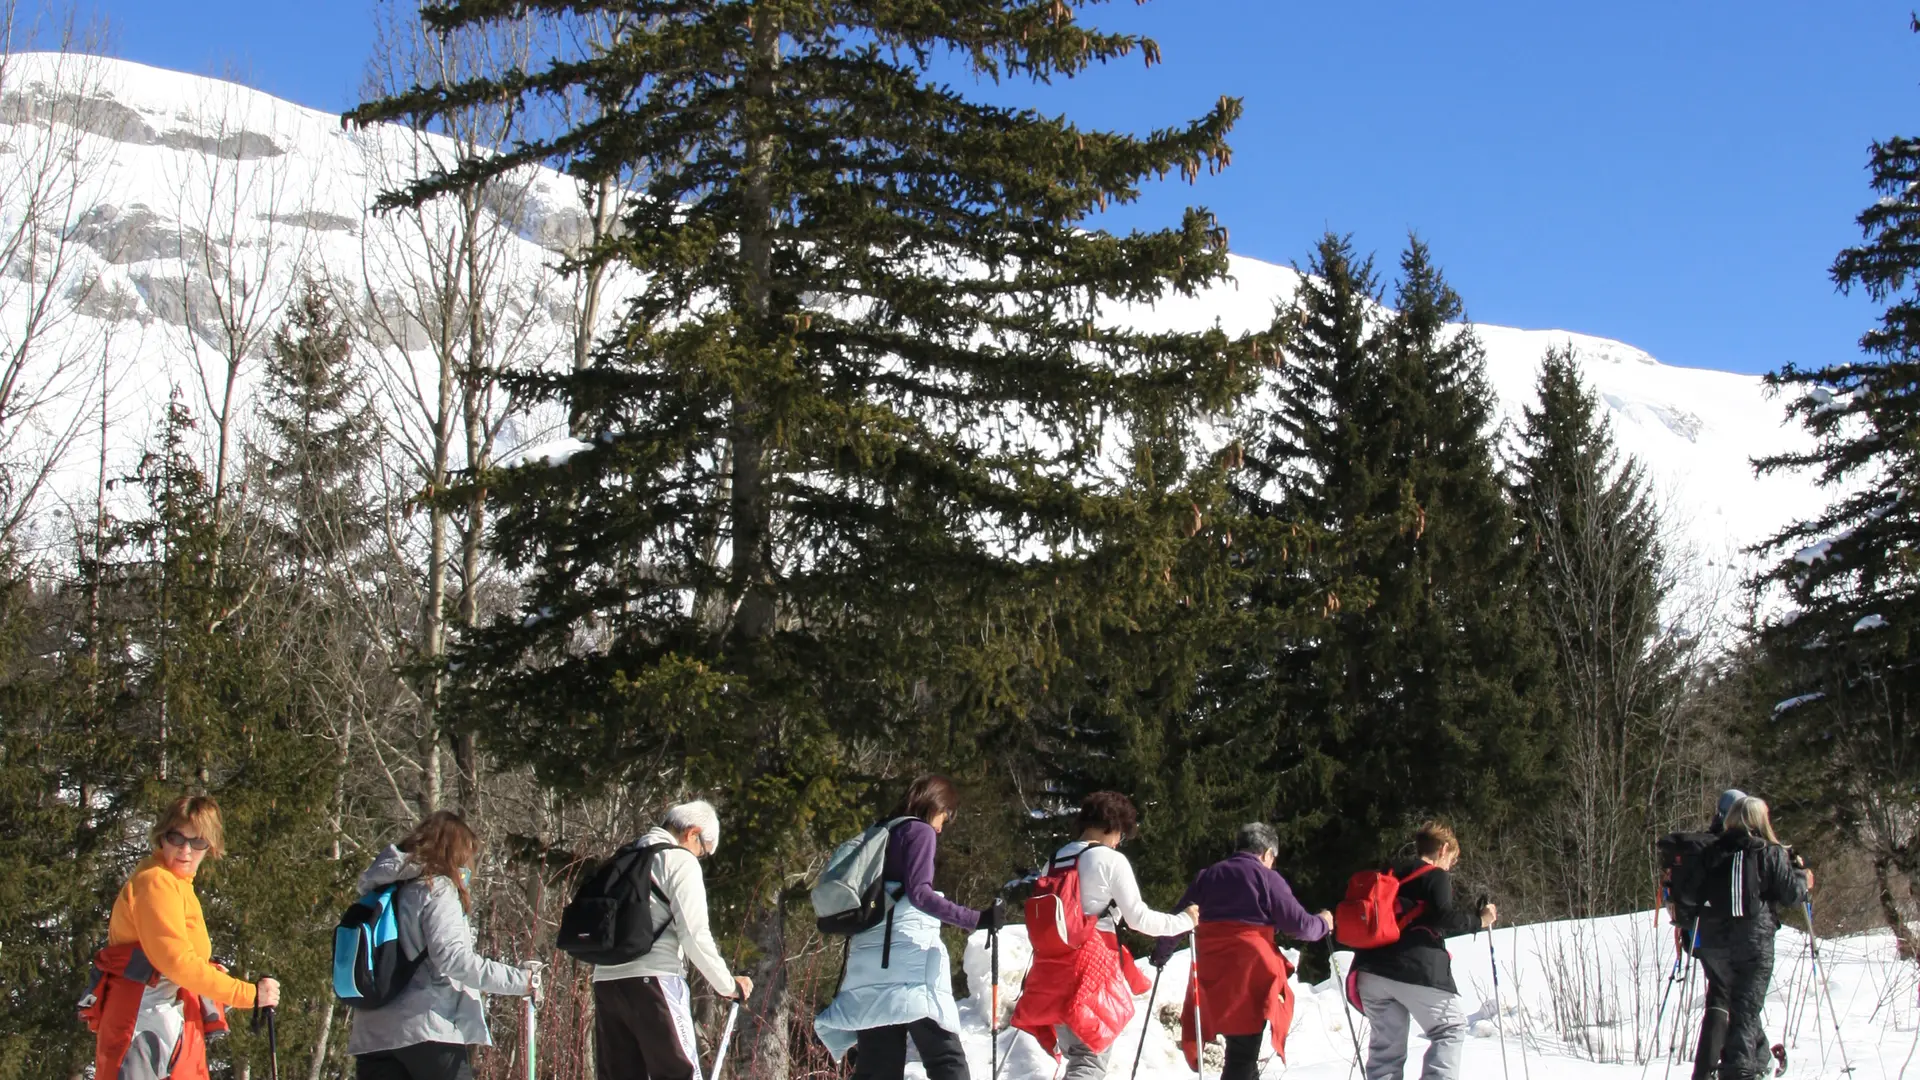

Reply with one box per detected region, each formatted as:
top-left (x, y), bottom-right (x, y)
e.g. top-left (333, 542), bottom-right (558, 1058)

top-left (663, 800), bottom-right (721, 852)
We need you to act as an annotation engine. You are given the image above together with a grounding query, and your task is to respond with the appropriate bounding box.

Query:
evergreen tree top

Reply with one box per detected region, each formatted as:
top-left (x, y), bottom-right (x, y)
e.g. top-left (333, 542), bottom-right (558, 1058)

top-left (349, 1), bottom-right (1256, 826)
top-left (1756, 50), bottom-right (1920, 636)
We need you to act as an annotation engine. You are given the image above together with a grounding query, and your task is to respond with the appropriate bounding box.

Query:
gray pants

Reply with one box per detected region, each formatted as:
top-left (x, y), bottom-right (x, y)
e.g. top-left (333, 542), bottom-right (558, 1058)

top-left (1358, 972), bottom-right (1465, 1080)
top-left (1055, 1026), bottom-right (1112, 1080)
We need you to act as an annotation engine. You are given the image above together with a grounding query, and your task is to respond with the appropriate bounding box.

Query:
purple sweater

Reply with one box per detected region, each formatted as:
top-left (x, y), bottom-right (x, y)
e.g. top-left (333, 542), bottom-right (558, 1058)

top-left (1152, 852), bottom-right (1327, 958)
top-left (885, 818), bottom-right (979, 931)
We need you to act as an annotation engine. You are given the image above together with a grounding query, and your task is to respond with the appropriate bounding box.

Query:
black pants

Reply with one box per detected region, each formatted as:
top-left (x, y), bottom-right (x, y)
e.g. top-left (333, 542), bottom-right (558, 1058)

top-left (356, 1044), bottom-right (474, 1080)
top-left (1220, 1034), bottom-right (1264, 1080)
top-left (849, 1020), bottom-right (968, 1080)
top-left (595, 976), bottom-right (701, 1080)
top-left (1697, 949), bottom-right (1775, 1080)
top-left (1693, 963), bottom-right (1767, 1080)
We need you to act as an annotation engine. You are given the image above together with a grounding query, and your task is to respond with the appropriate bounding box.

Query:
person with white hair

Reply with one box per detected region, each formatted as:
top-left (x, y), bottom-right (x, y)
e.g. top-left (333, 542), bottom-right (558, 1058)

top-left (1694, 796), bottom-right (1811, 1080)
top-left (592, 800), bottom-right (752, 1080)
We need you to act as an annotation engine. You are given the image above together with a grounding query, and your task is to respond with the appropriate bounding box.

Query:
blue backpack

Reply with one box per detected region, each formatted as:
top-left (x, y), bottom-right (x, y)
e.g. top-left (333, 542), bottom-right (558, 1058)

top-left (332, 883), bottom-right (427, 1009)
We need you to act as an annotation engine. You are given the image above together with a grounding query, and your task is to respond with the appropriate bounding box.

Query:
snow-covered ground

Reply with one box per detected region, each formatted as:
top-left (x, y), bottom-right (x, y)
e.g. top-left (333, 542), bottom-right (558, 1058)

top-left (951, 912), bottom-right (1914, 1080)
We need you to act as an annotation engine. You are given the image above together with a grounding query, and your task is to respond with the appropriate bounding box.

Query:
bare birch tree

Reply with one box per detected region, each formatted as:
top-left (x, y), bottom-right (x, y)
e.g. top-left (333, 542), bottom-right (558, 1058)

top-left (351, 0), bottom-right (549, 814)
top-left (167, 79), bottom-right (315, 536)
top-left (0, 6), bottom-right (120, 552)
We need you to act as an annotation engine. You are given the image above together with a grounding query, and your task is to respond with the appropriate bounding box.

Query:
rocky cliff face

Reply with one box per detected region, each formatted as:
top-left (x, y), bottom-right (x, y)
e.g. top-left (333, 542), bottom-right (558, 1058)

top-left (0, 51), bottom-right (1822, 603)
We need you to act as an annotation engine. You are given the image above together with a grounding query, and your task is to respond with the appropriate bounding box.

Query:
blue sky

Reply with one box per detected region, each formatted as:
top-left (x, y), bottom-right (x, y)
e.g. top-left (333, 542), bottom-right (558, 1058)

top-left (85, 1), bottom-right (1919, 377)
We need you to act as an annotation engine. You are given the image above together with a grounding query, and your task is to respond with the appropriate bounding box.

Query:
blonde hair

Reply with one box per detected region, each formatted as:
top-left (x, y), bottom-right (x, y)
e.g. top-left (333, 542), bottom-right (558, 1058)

top-left (151, 795), bottom-right (226, 859)
top-left (1725, 797), bottom-right (1780, 844)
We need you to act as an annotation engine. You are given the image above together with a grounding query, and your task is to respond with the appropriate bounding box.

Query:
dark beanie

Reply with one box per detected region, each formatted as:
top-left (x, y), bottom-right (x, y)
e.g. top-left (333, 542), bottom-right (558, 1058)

top-left (1710, 788), bottom-right (1747, 831)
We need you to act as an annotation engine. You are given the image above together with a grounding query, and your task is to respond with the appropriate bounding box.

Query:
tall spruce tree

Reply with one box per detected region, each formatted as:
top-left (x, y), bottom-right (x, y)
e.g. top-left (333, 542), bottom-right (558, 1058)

top-left (1142, 235), bottom-right (1387, 898)
top-left (1513, 345), bottom-right (1681, 917)
top-left (249, 280), bottom-right (379, 583)
top-left (1756, 35), bottom-right (1920, 950)
top-left (244, 284), bottom-right (391, 1078)
top-left (1249, 234), bottom-right (1554, 899)
top-left (350, 0), bottom-right (1248, 1052)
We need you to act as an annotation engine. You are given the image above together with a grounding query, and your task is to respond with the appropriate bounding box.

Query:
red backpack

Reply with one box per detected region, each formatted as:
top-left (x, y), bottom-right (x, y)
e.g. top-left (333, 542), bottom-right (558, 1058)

top-left (1333, 863), bottom-right (1437, 949)
top-left (1024, 844), bottom-right (1113, 959)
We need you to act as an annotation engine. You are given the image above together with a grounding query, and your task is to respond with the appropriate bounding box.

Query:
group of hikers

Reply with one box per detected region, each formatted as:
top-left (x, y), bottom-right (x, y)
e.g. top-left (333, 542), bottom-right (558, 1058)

top-left (85, 777), bottom-right (1811, 1080)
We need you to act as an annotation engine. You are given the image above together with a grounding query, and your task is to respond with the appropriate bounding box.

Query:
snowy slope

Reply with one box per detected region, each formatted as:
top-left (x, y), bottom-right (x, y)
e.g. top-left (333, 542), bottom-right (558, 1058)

top-left (958, 912), bottom-right (1913, 1080)
top-left (0, 52), bottom-right (1826, 594)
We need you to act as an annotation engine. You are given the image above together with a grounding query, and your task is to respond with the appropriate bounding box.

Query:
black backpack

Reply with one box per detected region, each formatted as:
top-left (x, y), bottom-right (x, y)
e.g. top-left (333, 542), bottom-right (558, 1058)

top-left (555, 841), bottom-right (674, 965)
top-left (1657, 830), bottom-right (1719, 930)
top-left (1697, 836), bottom-right (1769, 922)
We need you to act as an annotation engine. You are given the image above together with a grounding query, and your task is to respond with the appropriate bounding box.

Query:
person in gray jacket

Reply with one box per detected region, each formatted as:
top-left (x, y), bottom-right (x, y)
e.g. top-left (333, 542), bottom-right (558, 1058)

top-left (347, 811), bottom-right (539, 1080)
top-left (593, 800), bottom-right (752, 1080)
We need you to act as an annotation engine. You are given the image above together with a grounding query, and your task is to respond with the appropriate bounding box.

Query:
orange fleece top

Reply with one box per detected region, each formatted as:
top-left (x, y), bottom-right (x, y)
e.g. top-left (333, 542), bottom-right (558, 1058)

top-left (108, 857), bottom-right (257, 1009)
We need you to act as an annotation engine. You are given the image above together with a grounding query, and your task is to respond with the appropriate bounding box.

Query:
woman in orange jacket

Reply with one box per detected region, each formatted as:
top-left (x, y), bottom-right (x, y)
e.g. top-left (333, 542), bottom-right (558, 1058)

top-left (83, 795), bottom-right (279, 1080)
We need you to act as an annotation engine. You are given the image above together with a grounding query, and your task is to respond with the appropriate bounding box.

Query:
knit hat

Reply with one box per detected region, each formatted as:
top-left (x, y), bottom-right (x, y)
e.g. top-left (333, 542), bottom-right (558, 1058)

top-left (1710, 788), bottom-right (1747, 831)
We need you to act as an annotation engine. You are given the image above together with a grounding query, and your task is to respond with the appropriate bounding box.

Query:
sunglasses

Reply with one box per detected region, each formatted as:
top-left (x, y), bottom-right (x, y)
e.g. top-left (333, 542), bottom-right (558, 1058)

top-left (163, 830), bottom-right (211, 852)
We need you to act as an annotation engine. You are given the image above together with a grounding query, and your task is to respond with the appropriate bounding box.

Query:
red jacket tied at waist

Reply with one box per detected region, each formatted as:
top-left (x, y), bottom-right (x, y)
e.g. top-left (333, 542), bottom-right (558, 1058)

top-left (1011, 929), bottom-right (1152, 1056)
top-left (84, 942), bottom-right (230, 1080)
top-left (1179, 921), bottom-right (1296, 1069)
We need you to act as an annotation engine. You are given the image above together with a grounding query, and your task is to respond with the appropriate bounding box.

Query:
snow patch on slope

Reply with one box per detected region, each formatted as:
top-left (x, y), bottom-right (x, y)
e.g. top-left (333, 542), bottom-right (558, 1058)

top-left (0, 54), bottom-right (1827, 606)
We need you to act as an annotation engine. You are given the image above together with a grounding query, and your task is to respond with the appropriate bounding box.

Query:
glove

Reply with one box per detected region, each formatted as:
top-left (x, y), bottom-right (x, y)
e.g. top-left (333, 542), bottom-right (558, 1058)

top-left (976, 899), bottom-right (1004, 931)
top-left (1149, 941), bottom-right (1175, 969)
top-left (524, 960), bottom-right (545, 1005)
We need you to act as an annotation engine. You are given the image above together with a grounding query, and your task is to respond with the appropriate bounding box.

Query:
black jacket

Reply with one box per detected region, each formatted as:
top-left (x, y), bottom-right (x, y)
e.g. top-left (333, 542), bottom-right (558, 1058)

top-left (1695, 828), bottom-right (1809, 957)
top-left (1350, 860), bottom-right (1482, 994)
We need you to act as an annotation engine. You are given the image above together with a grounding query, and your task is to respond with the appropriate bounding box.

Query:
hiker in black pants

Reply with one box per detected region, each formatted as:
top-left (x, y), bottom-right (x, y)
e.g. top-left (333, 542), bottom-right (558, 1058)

top-left (1684, 788), bottom-right (1745, 1080)
top-left (1693, 798), bottom-right (1810, 1080)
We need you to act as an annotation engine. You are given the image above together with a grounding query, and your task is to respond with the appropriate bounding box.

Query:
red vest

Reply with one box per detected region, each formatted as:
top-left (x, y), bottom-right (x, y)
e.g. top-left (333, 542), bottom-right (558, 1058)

top-left (1179, 921), bottom-right (1297, 1067)
top-left (82, 943), bottom-right (229, 1080)
top-left (1011, 929), bottom-right (1152, 1055)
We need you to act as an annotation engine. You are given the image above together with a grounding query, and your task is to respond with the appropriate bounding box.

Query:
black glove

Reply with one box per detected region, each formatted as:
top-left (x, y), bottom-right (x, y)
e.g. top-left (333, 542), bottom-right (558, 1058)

top-left (976, 899), bottom-right (1004, 931)
top-left (1149, 941), bottom-right (1175, 969)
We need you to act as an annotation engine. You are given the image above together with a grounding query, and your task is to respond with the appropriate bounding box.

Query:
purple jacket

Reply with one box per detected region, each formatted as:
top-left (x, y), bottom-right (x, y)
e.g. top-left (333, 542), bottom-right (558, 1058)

top-left (886, 818), bottom-right (979, 931)
top-left (1152, 852), bottom-right (1326, 961)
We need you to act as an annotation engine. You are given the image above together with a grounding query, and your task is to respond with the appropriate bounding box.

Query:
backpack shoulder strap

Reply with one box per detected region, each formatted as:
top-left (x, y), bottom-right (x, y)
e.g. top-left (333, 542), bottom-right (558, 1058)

top-left (1395, 863), bottom-right (1440, 932)
top-left (1400, 862), bottom-right (1439, 885)
top-left (635, 842), bottom-right (676, 908)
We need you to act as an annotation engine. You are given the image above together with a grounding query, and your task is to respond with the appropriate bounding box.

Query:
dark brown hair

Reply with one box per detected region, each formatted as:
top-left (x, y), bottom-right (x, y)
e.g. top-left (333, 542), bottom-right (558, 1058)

top-left (1414, 821), bottom-right (1459, 859)
top-left (892, 774), bottom-right (960, 824)
top-left (400, 810), bottom-right (480, 911)
top-left (152, 795), bottom-right (226, 858)
top-left (1076, 791), bottom-right (1139, 840)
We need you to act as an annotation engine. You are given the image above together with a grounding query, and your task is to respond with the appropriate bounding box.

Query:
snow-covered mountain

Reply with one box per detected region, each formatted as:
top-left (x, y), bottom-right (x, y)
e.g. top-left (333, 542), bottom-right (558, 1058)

top-left (0, 52), bottom-right (1827, 600)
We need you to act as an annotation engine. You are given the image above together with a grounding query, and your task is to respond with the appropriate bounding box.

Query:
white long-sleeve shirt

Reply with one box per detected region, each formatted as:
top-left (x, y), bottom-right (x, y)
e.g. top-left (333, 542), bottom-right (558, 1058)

top-left (1052, 840), bottom-right (1194, 938)
top-left (591, 827), bottom-right (735, 992)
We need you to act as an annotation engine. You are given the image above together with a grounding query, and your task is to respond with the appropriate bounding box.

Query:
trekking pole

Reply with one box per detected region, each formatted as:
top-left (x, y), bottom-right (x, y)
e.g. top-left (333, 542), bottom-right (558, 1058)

top-left (1802, 900), bottom-right (1856, 1076)
top-left (1666, 932), bottom-right (1700, 1080)
top-left (1641, 920), bottom-right (1692, 1080)
top-left (1132, 962), bottom-right (1165, 1080)
top-left (1190, 930), bottom-right (1204, 1080)
top-left (1480, 897), bottom-right (1511, 1080)
top-left (523, 960), bottom-right (545, 1080)
top-left (1335, 954), bottom-right (1365, 1080)
top-left (250, 977), bottom-right (279, 1080)
top-left (710, 997), bottom-right (742, 1080)
top-left (990, 927), bottom-right (1002, 1080)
